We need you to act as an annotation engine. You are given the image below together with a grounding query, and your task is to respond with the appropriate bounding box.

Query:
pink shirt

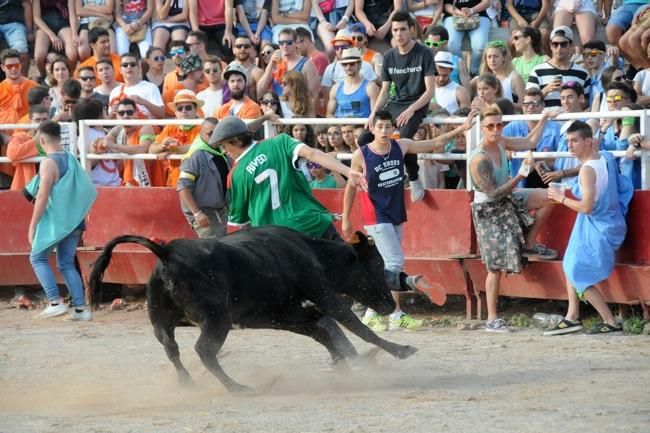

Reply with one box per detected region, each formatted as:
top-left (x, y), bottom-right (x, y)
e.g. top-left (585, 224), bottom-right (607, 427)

top-left (310, 51), bottom-right (330, 76)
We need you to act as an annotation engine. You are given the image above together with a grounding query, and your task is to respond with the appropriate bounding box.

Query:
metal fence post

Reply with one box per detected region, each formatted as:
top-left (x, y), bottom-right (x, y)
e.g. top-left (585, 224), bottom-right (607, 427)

top-left (77, 120), bottom-right (91, 174)
top-left (465, 119), bottom-right (480, 191)
top-left (641, 109), bottom-right (650, 190)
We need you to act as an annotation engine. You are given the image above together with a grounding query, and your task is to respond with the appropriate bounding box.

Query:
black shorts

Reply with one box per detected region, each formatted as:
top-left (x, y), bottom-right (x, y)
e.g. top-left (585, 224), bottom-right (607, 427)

top-left (78, 22), bottom-right (115, 33)
top-left (42, 12), bottom-right (70, 35)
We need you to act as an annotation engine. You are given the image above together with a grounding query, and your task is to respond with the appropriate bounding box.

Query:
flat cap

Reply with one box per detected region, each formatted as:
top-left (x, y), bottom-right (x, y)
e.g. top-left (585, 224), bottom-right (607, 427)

top-left (209, 116), bottom-right (248, 144)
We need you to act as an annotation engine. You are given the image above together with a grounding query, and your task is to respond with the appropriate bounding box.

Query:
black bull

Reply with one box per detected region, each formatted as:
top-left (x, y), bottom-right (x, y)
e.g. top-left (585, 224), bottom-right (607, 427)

top-left (89, 226), bottom-right (418, 392)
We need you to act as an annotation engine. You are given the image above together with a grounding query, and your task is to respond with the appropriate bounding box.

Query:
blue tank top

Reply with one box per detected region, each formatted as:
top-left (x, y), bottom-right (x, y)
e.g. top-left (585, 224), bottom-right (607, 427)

top-left (450, 55), bottom-right (460, 85)
top-left (359, 140), bottom-right (407, 225)
top-left (272, 56), bottom-right (308, 96)
top-left (334, 79), bottom-right (372, 118)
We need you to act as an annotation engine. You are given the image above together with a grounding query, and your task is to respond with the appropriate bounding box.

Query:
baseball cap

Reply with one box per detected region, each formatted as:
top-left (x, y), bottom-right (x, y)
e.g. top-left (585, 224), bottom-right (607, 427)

top-left (434, 51), bottom-right (454, 69)
top-left (210, 117), bottom-right (249, 144)
top-left (349, 22), bottom-right (367, 35)
top-left (550, 26), bottom-right (573, 42)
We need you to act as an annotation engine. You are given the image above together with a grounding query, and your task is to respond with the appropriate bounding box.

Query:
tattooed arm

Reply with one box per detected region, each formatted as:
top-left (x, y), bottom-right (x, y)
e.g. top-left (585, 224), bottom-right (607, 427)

top-left (469, 153), bottom-right (525, 201)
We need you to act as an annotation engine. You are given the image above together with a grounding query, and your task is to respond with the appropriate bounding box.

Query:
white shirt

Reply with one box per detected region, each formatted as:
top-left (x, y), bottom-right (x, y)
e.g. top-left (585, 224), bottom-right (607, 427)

top-left (108, 81), bottom-right (163, 118)
top-left (197, 88), bottom-right (224, 118)
top-left (87, 128), bottom-right (121, 187)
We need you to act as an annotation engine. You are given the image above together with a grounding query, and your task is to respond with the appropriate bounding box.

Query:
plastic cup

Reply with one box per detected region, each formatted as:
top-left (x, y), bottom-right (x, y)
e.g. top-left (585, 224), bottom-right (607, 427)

top-left (549, 182), bottom-right (569, 194)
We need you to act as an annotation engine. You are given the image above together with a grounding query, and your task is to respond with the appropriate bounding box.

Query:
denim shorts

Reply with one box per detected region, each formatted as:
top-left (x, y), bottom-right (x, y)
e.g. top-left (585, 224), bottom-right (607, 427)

top-left (609, 3), bottom-right (644, 30)
top-left (0, 22), bottom-right (28, 53)
top-left (235, 22), bottom-right (273, 43)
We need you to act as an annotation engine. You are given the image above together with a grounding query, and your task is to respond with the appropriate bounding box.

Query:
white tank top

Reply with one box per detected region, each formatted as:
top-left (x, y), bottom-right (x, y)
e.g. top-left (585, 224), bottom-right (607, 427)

top-left (583, 156), bottom-right (608, 203)
top-left (501, 71), bottom-right (515, 102)
top-left (434, 80), bottom-right (460, 115)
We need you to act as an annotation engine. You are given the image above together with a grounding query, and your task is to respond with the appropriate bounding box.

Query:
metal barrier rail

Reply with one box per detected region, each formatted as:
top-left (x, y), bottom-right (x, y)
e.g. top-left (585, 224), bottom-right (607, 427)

top-left (1, 111), bottom-right (648, 188)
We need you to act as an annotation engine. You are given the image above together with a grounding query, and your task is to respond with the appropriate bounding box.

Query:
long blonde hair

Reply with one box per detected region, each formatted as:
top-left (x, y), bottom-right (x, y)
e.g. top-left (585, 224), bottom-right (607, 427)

top-left (281, 70), bottom-right (311, 117)
top-left (479, 42), bottom-right (514, 76)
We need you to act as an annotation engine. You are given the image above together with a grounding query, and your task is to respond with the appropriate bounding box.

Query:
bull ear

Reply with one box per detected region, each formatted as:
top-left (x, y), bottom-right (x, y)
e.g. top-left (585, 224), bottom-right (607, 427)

top-left (354, 231), bottom-right (370, 246)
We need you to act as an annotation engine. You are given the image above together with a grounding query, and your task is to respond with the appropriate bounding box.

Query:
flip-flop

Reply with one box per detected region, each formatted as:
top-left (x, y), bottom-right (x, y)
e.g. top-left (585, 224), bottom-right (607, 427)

top-left (406, 274), bottom-right (447, 306)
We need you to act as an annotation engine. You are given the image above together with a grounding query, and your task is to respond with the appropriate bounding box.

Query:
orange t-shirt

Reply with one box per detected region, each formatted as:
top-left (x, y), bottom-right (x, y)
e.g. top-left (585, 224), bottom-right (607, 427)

top-left (0, 78), bottom-right (38, 124)
top-left (362, 49), bottom-right (378, 64)
top-left (6, 132), bottom-right (40, 189)
top-left (162, 84), bottom-right (206, 118)
top-left (214, 96), bottom-right (261, 120)
top-left (155, 124), bottom-right (201, 187)
top-left (122, 127), bottom-right (167, 187)
top-left (76, 53), bottom-right (124, 84)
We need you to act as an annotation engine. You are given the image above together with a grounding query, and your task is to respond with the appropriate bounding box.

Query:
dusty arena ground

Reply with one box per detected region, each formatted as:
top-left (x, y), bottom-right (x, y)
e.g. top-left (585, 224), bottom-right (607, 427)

top-left (0, 297), bottom-right (649, 433)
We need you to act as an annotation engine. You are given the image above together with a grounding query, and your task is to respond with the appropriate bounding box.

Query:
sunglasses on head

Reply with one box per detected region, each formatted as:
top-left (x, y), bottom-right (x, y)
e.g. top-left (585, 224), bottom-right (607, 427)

top-left (482, 122), bottom-right (504, 131)
top-left (306, 162), bottom-right (321, 169)
top-left (3, 63), bottom-right (20, 70)
top-left (606, 95), bottom-right (627, 102)
top-left (153, 55), bottom-right (166, 62)
top-left (169, 48), bottom-right (185, 56)
top-left (486, 40), bottom-right (506, 48)
top-left (235, 44), bottom-right (251, 49)
top-left (260, 99), bottom-right (278, 106)
top-left (551, 40), bottom-right (570, 48)
top-left (583, 49), bottom-right (603, 58)
top-left (117, 109), bottom-right (135, 116)
top-left (121, 61), bottom-right (138, 68)
top-left (278, 40), bottom-right (294, 46)
top-left (79, 75), bottom-right (95, 81)
top-left (334, 45), bottom-right (350, 51)
top-left (176, 104), bottom-right (195, 112)
top-left (204, 67), bottom-right (220, 74)
top-left (424, 39), bottom-right (447, 48)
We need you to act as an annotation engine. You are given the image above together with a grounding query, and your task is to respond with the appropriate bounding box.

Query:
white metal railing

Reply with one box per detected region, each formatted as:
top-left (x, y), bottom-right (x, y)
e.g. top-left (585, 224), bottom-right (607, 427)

top-left (0, 122), bottom-right (77, 165)
top-left (2, 110), bottom-right (649, 189)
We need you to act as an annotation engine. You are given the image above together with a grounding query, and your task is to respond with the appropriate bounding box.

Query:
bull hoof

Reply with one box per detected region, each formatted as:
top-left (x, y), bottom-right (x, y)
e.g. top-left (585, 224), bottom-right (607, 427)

top-left (395, 345), bottom-right (418, 360)
top-left (178, 371), bottom-right (195, 387)
top-left (228, 382), bottom-right (254, 393)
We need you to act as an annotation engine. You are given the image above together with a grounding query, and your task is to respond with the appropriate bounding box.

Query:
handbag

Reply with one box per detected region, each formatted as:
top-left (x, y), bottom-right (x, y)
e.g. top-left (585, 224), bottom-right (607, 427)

top-left (319, 0), bottom-right (336, 14)
top-left (452, 1), bottom-right (480, 31)
top-left (128, 25), bottom-right (147, 43)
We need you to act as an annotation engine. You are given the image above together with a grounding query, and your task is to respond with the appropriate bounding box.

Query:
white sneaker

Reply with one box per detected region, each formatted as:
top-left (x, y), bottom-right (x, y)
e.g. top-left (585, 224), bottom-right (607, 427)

top-left (33, 302), bottom-right (69, 319)
top-left (64, 308), bottom-right (92, 321)
top-left (409, 180), bottom-right (424, 202)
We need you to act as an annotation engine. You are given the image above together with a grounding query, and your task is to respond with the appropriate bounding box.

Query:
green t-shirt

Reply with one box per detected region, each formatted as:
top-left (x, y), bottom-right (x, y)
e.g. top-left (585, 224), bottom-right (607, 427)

top-left (228, 134), bottom-right (333, 236)
top-left (309, 174), bottom-right (338, 189)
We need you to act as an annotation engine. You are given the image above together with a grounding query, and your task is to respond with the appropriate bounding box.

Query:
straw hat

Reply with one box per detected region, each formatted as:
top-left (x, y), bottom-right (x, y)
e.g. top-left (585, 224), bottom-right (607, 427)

top-left (167, 89), bottom-right (205, 112)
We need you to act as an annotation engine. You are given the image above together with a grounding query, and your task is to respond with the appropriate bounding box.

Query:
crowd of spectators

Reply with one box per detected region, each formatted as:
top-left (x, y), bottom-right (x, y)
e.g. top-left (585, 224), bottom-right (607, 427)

top-left (0, 0), bottom-right (649, 192)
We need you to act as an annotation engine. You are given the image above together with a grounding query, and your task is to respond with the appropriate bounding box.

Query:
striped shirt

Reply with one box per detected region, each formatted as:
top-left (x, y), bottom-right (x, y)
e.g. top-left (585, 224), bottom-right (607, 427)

top-left (526, 61), bottom-right (591, 108)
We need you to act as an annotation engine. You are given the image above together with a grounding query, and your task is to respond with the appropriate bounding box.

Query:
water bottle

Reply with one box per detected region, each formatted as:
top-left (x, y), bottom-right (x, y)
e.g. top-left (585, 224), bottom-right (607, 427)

top-left (533, 313), bottom-right (564, 329)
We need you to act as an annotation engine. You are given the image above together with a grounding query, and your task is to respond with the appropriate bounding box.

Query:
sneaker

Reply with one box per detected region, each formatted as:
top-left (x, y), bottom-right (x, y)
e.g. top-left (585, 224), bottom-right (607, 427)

top-left (33, 302), bottom-right (69, 319)
top-left (362, 315), bottom-right (388, 332)
top-left (389, 313), bottom-right (424, 331)
top-left (586, 322), bottom-right (623, 335)
top-left (64, 308), bottom-right (92, 321)
top-left (409, 180), bottom-right (424, 202)
top-left (522, 244), bottom-right (558, 260)
top-left (485, 318), bottom-right (512, 333)
top-left (405, 275), bottom-right (447, 306)
top-left (543, 318), bottom-right (583, 336)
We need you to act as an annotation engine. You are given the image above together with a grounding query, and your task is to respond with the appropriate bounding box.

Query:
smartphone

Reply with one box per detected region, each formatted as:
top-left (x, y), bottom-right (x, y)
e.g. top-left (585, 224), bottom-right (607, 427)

top-left (554, 74), bottom-right (563, 83)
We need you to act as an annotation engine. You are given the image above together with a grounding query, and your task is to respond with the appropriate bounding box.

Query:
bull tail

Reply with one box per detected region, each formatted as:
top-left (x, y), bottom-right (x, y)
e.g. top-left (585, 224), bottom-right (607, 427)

top-left (88, 235), bottom-right (168, 308)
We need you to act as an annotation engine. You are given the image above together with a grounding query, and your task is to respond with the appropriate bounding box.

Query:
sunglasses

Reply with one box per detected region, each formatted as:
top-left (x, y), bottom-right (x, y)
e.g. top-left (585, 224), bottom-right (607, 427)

top-left (353, 35), bottom-right (365, 42)
top-left (551, 41), bottom-right (570, 49)
top-left (176, 104), bottom-right (195, 112)
top-left (606, 95), bottom-right (627, 102)
top-left (260, 99), bottom-right (278, 106)
top-left (63, 98), bottom-right (78, 105)
top-left (121, 62), bottom-right (138, 68)
top-left (3, 63), bottom-right (20, 70)
top-left (482, 122), bottom-right (504, 131)
top-left (204, 67), bottom-right (220, 74)
top-left (79, 75), bottom-right (95, 81)
top-left (262, 50), bottom-right (273, 56)
top-left (334, 45), bottom-right (350, 51)
top-left (612, 75), bottom-right (623, 82)
top-left (153, 55), bottom-right (166, 62)
top-left (512, 35), bottom-right (522, 41)
top-left (424, 39), bottom-right (447, 48)
top-left (522, 101), bottom-right (542, 107)
top-left (583, 49), bottom-right (604, 58)
top-left (486, 40), bottom-right (506, 48)
top-left (278, 40), bottom-right (294, 46)
top-left (169, 48), bottom-right (185, 56)
top-left (235, 44), bottom-right (251, 49)
top-left (117, 109), bottom-right (135, 116)
top-left (306, 162), bottom-right (321, 169)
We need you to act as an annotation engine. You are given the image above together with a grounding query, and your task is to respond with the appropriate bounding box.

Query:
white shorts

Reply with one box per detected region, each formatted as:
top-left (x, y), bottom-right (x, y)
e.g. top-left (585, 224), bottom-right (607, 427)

top-left (554, 0), bottom-right (596, 15)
